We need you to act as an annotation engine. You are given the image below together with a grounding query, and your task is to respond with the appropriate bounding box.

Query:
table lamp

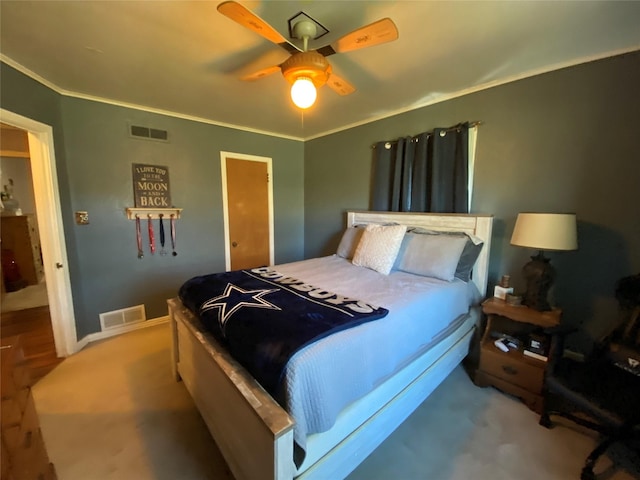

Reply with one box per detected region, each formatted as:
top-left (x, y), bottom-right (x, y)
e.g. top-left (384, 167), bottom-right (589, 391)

top-left (510, 213), bottom-right (577, 311)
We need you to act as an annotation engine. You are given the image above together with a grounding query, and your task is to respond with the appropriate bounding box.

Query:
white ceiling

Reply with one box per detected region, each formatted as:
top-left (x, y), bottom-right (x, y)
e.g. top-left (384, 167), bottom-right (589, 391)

top-left (1, 1), bottom-right (639, 140)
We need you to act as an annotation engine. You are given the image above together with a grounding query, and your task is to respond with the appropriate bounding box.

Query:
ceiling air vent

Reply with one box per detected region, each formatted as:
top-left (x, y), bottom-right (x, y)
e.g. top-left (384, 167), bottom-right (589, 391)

top-left (129, 124), bottom-right (169, 142)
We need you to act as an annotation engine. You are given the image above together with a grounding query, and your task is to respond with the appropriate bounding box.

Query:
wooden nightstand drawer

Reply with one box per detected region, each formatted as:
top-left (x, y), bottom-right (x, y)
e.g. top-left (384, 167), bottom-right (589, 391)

top-left (2, 423), bottom-right (21, 452)
top-left (1, 436), bottom-right (10, 479)
top-left (1, 337), bottom-right (57, 479)
top-left (479, 346), bottom-right (544, 394)
top-left (12, 362), bottom-right (32, 393)
top-left (12, 427), bottom-right (50, 480)
top-left (18, 395), bottom-right (40, 440)
top-left (1, 385), bottom-right (30, 425)
top-left (1, 397), bottom-right (23, 429)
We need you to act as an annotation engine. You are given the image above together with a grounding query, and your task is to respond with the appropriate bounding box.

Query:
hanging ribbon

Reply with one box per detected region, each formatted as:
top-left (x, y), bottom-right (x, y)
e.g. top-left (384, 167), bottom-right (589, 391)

top-left (135, 215), bottom-right (143, 259)
top-left (159, 214), bottom-right (167, 255)
top-left (148, 214), bottom-right (155, 254)
top-left (170, 213), bottom-right (177, 256)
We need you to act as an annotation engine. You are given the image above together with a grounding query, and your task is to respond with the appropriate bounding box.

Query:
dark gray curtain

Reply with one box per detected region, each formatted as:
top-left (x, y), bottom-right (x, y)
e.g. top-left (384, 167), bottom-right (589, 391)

top-left (372, 122), bottom-right (470, 213)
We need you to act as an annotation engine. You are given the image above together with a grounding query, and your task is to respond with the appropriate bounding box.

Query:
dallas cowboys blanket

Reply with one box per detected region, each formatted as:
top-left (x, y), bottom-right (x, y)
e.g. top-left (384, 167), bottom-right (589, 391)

top-left (178, 266), bottom-right (389, 398)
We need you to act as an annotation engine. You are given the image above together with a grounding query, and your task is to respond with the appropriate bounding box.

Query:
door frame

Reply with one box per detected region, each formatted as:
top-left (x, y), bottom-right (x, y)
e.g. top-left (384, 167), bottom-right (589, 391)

top-left (220, 151), bottom-right (274, 271)
top-left (1, 108), bottom-right (78, 356)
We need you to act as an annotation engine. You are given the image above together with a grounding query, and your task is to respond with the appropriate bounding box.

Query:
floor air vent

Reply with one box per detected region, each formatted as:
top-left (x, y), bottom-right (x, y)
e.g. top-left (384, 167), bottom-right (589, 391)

top-left (129, 124), bottom-right (169, 142)
top-left (99, 305), bottom-right (146, 331)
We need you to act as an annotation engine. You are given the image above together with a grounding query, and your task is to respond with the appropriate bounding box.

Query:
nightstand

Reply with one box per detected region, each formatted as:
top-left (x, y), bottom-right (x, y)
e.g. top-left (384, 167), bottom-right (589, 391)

top-left (1, 336), bottom-right (57, 480)
top-left (474, 297), bottom-right (561, 412)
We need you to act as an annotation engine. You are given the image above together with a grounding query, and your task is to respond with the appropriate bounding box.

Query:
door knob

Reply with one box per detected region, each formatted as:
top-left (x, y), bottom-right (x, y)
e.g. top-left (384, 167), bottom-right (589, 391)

top-left (56, 262), bottom-right (63, 269)
top-left (232, 242), bottom-right (238, 248)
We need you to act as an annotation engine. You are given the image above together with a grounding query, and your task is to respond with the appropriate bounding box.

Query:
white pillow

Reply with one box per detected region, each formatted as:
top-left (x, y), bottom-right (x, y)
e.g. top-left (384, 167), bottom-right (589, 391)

top-left (397, 232), bottom-right (467, 281)
top-left (352, 224), bottom-right (407, 275)
top-left (336, 226), bottom-right (364, 260)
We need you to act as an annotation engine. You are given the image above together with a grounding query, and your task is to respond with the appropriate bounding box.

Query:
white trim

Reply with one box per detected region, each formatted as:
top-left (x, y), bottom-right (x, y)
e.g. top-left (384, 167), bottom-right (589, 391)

top-left (0, 108), bottom-right (78, 357)
top-left (220, 151), bottom-right (275, 271)
top-left (76, 316), bottom-right (169, 350)
top-left (0, 54), bottom-right (63, 95)
top-left (302, 45), bottom-right (640, 140)
top-left (4, 47), bottom-right (639, 142)
top-left (0, 54), bottom-right (303, 142)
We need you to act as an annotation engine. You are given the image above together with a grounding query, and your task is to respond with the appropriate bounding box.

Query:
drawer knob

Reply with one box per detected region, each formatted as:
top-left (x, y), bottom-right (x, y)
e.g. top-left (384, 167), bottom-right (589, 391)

top-left (502, 365), bottom-right (518, 375)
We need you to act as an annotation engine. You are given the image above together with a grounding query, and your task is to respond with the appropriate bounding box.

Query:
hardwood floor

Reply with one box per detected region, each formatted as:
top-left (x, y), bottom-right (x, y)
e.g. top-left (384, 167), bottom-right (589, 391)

top-left (0, 305), bottom-right (63, 383)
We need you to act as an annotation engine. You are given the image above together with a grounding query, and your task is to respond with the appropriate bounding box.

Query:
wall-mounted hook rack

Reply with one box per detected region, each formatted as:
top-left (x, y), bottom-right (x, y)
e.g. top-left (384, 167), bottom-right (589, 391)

top-left (125, 207), bottom-right (183, 220)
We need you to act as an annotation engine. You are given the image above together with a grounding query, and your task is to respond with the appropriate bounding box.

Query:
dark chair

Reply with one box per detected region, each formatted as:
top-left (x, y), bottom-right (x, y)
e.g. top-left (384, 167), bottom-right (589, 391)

top-left (539, 275), bottom-right (640, 480)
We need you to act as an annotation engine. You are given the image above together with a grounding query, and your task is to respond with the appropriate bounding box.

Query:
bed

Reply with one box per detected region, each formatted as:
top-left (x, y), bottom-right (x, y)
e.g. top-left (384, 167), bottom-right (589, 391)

top-left (168, 211), bottom-right (493, 480)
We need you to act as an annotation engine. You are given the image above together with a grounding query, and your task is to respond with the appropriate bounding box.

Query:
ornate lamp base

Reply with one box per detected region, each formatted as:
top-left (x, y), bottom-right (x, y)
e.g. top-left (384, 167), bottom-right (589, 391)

top-left (522, 251), bottom-right (555, 311)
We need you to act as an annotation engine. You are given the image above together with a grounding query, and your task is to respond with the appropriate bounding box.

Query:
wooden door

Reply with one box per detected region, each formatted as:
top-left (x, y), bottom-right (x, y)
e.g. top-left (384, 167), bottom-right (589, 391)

top-left (222, 153), bottom-right (273, 270)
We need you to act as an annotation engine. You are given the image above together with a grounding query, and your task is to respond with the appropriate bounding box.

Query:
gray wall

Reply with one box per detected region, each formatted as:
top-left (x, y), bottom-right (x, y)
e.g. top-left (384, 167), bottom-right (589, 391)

top-left (2, 63), bottom-right (305, 339)
top-left (304, 51), bottom-right (640, 349)
top-left (3, 51), bottom-right (639, 347)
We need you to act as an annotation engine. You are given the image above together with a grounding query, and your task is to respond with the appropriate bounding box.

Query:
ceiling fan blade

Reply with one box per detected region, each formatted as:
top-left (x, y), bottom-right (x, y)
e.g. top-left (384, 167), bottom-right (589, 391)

top-left (241, 65), bottom-right (282, 82)
top-left (217, 1), bottom-right (300, 54)
top-left (326, 73), bottom-right (355, 96)
top-left (318, 18), bottom-right (398, 56)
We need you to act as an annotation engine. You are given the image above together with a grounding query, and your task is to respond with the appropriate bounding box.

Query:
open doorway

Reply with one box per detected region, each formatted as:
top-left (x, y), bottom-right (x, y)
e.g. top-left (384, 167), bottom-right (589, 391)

top-left (1, 123), bottom-right (61, 380)
top-left (0, 109), bottom-right (78, 362)
top-left (1, 124), bottom-right (46, 301)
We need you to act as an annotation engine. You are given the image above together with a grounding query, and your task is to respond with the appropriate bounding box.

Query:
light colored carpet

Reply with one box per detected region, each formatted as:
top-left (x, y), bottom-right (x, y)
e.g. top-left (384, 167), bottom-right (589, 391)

top-left (33, 324), bottom-right (638, 480)
top-left (1, 281), bottom-right (49, 312)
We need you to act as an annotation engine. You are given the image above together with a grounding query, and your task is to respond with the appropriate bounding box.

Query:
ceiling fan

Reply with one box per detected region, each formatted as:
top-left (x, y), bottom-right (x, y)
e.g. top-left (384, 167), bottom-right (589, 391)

top-left (217, 1), bottom-right (399, 109)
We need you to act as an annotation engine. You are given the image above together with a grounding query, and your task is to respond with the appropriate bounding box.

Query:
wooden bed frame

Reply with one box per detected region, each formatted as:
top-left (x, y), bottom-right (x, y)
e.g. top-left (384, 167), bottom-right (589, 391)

top-left (168, 211), bottom-right (493, 480)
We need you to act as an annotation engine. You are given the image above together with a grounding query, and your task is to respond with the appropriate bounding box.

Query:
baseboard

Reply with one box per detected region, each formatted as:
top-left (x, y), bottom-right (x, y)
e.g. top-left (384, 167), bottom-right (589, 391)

top-left (74, 316), bottom-right (169, 353)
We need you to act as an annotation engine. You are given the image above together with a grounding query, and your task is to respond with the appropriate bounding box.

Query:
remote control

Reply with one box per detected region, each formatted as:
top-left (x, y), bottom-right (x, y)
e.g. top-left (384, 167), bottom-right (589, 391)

top-left (494, 339), bottom-right (509, 352)
top-left (490, 331), bottom-right (520, 346)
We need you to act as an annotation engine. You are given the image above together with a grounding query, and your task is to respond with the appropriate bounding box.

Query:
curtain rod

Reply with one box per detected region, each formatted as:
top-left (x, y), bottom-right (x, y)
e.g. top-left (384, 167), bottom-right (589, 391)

top-left (371, 121), bottom-right (482, 149)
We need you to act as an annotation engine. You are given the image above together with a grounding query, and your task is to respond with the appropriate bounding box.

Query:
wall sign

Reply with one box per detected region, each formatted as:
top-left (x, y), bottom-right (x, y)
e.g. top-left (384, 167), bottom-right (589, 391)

top-left (132, 163), bottom-right (171, 207)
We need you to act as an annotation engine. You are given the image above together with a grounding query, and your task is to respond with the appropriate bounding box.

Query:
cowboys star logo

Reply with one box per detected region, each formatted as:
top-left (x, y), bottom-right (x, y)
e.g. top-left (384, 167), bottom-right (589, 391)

top-left (200, 283), bottom-right (281, 335)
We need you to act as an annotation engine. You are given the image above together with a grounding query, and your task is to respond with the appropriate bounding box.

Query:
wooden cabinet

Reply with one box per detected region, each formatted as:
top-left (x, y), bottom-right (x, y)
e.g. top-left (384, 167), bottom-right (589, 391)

top-left (1, 336), bottom-right (57, 480)
top-left (1, 215), bottom-right (44, 288)
top-left (474, 298), bottom-right (561, 413)
top-left (0, 125), bottom-right (29, 159)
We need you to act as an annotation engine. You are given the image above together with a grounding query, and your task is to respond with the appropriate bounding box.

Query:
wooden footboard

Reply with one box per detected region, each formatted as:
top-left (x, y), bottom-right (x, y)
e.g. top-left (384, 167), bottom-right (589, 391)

top-left (168, 298), bottom-right (295, 480)
top-left (170, 297), bottom-right (477, 480)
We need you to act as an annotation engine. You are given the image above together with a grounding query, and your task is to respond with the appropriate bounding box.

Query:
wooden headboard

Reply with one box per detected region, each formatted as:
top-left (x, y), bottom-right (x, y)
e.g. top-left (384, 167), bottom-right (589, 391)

top-left (346, 211), bottom-right (494, 296)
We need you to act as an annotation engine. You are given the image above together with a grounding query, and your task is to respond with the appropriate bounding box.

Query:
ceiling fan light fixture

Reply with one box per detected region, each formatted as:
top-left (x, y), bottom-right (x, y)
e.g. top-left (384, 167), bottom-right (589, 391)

top-left (282, 51), bottom-right (330, 109)
top-left (218, 2), bottom-right (397, 108)
top-left (291, 77), bottom-right (317, 109)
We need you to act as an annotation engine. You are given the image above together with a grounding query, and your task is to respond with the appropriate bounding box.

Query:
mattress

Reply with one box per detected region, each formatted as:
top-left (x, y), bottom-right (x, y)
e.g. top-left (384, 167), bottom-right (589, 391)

top-left (271, 255), bottom-right (479, 458)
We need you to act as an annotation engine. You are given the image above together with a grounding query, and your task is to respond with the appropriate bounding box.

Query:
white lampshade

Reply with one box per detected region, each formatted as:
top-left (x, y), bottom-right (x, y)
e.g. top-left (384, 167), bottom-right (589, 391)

top-left (510, 213), bottom-right (578, 251)
top-left (290, 77), bottom-right (317, 109)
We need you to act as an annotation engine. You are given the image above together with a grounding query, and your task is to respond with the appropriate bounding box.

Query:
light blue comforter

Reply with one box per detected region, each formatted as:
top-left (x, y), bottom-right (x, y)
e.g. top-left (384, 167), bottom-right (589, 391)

top-left (274, 255), bottom-right (478, 457)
